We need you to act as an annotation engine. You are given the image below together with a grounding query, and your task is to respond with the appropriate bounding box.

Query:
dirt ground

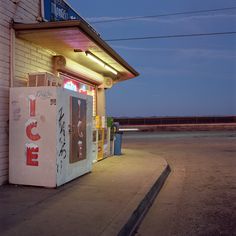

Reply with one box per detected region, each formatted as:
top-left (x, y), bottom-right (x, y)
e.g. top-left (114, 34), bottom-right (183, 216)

top-left (122, 131), bottom-right (236, 236)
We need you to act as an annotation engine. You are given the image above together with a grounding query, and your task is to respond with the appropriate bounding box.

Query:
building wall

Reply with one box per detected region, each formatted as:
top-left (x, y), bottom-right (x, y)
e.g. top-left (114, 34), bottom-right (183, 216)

top-left (15, 38), bottom-right (54, 86)
top-left (0, 0), bottom-right (107, 185)
top-left (97, 88), bottom-right (106, 117)
top-left (0, 0), bottom-right (40, 185)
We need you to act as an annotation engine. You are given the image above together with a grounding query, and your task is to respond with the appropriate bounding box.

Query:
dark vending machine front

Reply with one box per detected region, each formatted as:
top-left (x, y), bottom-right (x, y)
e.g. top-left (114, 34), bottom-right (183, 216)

top-left (69, 96), bottom-right (87, 163)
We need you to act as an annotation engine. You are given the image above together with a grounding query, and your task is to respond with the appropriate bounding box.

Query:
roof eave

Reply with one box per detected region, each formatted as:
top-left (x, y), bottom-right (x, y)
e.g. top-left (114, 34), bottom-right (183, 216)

top-left (13, 20), bottom-right (139, 80)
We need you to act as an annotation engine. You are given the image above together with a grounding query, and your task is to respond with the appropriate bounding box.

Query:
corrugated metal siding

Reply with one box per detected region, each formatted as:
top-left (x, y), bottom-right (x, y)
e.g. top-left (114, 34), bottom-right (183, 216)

top-left (0, 0), bottom-right (40, 185)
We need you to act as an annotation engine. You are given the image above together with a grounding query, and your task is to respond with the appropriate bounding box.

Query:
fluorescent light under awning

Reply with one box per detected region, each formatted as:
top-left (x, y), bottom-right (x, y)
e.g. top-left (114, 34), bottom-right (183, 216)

top-left (13, 21), bottom-right (139, 81)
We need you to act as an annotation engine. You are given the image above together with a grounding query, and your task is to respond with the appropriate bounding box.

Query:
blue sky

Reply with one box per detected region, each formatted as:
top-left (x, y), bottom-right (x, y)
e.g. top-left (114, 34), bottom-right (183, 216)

top-left (67, 0), bottom-right (236, 117)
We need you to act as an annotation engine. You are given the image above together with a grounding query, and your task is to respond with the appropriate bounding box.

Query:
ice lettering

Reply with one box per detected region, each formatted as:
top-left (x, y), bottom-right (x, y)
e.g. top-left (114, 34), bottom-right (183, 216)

top-left (28, 95), bottom-right (36, 117)
top-left (25, 119), bottom-right (41, 141)
top-left (25, 95), bottom-right (41, 166)
top-left (26, 143), bottom-right (39, 166)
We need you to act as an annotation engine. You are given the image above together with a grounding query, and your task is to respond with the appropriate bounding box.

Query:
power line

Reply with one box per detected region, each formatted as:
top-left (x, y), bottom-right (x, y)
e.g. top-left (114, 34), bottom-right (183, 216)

top-left (90, 6), bottom-right (236, 24)
top-left (105, 31), bottom-right (236, 42)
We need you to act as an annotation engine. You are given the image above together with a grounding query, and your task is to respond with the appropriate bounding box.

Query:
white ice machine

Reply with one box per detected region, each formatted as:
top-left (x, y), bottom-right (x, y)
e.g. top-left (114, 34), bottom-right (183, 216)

top-left (9, 87), bottom-right (93, 187)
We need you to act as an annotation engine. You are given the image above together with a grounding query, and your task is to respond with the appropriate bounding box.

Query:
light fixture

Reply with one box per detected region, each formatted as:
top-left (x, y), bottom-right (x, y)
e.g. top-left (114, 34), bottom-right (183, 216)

top-left (85, 51), bottom-right (118, 75)
top-left (53, 55), bottom-right (104, 85)
top-left (104, 65), bottom-right (118, 75)
top-left (74, 49), bottom-right (83, 53)
top-left (86, 52), bottom-right (105, 67)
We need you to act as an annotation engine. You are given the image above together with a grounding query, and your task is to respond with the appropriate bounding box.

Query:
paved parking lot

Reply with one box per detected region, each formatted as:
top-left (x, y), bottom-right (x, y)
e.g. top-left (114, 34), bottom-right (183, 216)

top-left (123, 131), bottom-right (236, 236)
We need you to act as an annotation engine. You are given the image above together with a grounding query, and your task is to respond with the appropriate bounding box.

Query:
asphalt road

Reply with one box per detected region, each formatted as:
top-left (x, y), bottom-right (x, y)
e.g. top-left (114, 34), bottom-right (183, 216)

top-left (122, 131), bottom-right (236, 236)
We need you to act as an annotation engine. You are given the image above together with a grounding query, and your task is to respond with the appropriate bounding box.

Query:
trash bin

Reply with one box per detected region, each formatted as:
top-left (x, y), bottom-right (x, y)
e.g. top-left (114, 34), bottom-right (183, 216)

top-left (114, 132), bottom-right (123, 155)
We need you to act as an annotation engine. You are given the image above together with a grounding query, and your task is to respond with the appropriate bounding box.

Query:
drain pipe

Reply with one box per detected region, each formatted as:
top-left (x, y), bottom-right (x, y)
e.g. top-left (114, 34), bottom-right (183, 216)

top-left (37, 0), bottom-right (43, 22)
top-left (10, 25), bottom-right (15, 88)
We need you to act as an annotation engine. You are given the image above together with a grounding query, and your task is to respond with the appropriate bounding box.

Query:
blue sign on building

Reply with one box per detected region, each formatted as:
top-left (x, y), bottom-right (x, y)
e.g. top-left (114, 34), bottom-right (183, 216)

top-left (42, 0), bottom-right (83, 22)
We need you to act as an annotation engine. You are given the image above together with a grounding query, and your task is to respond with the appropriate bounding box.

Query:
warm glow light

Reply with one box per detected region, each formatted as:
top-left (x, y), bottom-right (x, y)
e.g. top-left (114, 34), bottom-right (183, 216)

top-left (66, 58), bottom-right (104, 84)
top-left (119, 128), bottom-right (139, 131)
top-left (85, 51), bottom-right (118, 75)
top-left (64, 80), bottom-right (78, 92)
top-left (104, 65), bottom-right (118, 75)
top-left (86, 52), bottom-right (105, 67)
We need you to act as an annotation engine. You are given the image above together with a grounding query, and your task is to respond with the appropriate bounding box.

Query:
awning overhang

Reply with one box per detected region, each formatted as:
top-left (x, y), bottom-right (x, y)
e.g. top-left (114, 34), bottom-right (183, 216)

top-left (13, 20), bottom-right (139, 82)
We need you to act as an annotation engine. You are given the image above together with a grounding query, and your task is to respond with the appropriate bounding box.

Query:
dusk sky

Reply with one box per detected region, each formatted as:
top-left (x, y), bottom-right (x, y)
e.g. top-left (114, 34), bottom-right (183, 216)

top-left (67, 0), bottom-right (236, 117)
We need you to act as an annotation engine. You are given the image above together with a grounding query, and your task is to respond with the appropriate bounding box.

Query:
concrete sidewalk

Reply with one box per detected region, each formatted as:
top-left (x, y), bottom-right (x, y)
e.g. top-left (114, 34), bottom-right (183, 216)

top-left (0, 149), bottom-right (170, 236)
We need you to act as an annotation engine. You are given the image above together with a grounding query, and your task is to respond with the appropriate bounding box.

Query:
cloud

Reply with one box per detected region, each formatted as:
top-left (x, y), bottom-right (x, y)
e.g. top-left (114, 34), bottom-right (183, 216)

top-left (87, 16), bottom-right (125, 22)
top-left (111, 45), bottom-right (236, 60)
top-left (111, 45), bottom-right (161, 52)
top-left (134, 13), bottom-right (236, 24)
top-left (86, 12), bottom-right (236, 24)
top-left (136, 66), bottom-right (192, 77)
top-left (177, 48), bottom-right (236, 60)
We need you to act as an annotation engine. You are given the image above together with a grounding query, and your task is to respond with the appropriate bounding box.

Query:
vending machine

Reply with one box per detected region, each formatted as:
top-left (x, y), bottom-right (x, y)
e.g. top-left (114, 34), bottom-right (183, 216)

top-left (102, 116), bottom-right (108, 159)
top-left (107, 117), bottom-right (114, 157)
top-left (91, 116), bottom-right (99, 163)
top-left (9, 87), bottom-right (93, 187)
top-left (97, 128), bottom-right (104, 161)
top-left (109, 127), bottom-right (115, 156)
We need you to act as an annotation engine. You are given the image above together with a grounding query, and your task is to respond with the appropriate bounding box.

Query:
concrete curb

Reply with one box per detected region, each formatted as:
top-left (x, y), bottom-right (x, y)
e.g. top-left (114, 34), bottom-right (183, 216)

top-left (118, 163), bottom-right (171, 236)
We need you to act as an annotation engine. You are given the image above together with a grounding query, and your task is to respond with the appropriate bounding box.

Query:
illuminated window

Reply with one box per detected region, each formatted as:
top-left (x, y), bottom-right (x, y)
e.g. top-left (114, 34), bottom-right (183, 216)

top-left (60, 73), bottom-right (97, 116)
